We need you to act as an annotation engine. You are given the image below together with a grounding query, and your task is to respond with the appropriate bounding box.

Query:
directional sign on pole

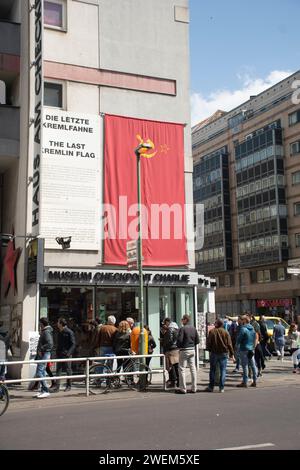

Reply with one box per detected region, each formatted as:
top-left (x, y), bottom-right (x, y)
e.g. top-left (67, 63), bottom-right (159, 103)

top-left (127, 240), bottom-right (137, 269)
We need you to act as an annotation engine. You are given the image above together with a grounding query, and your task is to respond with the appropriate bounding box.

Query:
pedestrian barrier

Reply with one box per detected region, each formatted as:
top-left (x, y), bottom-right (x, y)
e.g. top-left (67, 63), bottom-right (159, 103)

top-left (0, 353), bottom-right (167, 397)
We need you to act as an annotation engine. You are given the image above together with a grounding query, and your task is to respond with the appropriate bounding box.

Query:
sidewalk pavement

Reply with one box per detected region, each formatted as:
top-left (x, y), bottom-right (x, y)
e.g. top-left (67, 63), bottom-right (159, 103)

top-left (4, 357), bottom-right (299, 411)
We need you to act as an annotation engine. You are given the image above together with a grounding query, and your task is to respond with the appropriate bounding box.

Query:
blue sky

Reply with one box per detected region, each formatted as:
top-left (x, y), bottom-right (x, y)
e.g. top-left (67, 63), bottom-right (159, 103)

top-left (190, 0), bottom-right (300, 124)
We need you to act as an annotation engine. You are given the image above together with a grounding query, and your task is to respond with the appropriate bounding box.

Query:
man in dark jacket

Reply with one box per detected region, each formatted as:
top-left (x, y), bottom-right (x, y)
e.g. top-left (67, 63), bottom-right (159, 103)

top-left (205, 319), bottom-right (234, 393)
top-left (34, 318), bottom-right (53, 398)
top-left (175, 314), bottom-right (200, 394)
top-left (162, 319), bottom-right (180, 388)
top-left (258, 315), bottom-right (272, 359)
top-left (52, 317), bottom-right (76, 392)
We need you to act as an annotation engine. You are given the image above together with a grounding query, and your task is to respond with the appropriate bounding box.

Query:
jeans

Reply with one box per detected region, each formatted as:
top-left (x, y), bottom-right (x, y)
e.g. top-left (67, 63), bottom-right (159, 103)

top-left (56, 357), bottom-right (73, 388)
top-left (275, 340), bottom-right (285, 358)
top-left (36, 351), bottom-right (51, 392)
top-left (291, 348), bottom-right (300, 366)
top-left (98, 347), bottom-right (114, 375)
top-left (209, 353), bottom-right (228, 390)
top-left (240, 350), bottom-right (257, 384)
top-left (178, 349), bottom-right (197, 392)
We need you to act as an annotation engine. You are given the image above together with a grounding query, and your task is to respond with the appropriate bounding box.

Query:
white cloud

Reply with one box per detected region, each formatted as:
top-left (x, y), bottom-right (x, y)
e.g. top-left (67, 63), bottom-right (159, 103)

top-left (191, 70), bottom-right (293, 126)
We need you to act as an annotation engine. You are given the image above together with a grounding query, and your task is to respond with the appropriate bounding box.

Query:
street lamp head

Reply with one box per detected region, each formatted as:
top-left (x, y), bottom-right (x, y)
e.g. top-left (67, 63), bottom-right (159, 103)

top-left (134, 142), bottom-right (153, 157)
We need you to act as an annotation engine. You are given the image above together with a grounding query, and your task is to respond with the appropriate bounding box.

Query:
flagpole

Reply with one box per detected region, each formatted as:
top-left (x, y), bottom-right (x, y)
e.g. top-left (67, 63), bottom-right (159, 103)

top-left (134, 142), bottom-right (152, 372)
top-left (136, 151), bottom-right (145, 358)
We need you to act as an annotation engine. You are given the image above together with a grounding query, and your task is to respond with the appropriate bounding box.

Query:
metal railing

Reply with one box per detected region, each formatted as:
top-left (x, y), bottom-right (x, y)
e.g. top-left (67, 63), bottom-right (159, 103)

top-left (0, 353), bottom-right (167, 397)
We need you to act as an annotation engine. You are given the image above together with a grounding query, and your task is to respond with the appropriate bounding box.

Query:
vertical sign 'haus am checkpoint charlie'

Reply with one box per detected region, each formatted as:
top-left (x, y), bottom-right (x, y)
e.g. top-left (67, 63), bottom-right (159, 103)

top-left (31, 0), bottom-right (43, 236)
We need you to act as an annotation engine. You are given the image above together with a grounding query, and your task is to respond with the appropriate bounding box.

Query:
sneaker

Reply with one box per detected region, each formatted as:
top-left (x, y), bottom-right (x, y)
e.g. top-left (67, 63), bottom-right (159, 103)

top-left (64, 386), bottom-right (71, 392)
top-left (33, 392), bottom-right (41, 398)
top-left (204, 387), bottom-right (213, 392)
top-left (250, 382), bottom-right (257, 387)
top-left (175, 389), bottom-right (186, 394)
top-left (293, 369), bottom-right (297, 374)
top-left (219, 389), bottom-right (224, 393)
top-left (236, 383), bottom-right (247, 388)
top-left (37, 392), bottom-right (50, 398)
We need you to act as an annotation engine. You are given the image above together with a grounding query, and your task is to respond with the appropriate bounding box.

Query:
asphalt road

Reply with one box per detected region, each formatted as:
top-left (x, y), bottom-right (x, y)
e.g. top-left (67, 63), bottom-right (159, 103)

top-left (1, 383), bottom-right (300, 450)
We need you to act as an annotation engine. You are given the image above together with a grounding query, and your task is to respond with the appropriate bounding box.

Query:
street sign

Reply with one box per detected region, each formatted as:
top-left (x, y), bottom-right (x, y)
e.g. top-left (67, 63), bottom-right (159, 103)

top-left (126, 240), bottom-right (137, 269)
top-left (287, 267), bottom-right (300, 275)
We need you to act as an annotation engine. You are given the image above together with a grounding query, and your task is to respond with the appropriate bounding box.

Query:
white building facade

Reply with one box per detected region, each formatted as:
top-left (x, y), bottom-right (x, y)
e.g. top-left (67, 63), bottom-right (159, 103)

top-left (0, 0), bottom-right (214, 375)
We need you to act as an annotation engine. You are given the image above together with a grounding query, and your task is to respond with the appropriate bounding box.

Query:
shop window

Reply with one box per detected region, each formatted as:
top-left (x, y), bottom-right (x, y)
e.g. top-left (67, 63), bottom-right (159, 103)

top-left (44, 0), bottom-right (67, 30)
top-left (44, 81), bottom-right (63, 108)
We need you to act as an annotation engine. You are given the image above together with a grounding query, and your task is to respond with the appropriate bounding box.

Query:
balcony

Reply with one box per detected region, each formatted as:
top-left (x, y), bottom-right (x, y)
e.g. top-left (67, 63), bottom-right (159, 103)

top-left (0, 104), bottom-right (19, 171)
top-left (0, 20), bottom-right (20, 83)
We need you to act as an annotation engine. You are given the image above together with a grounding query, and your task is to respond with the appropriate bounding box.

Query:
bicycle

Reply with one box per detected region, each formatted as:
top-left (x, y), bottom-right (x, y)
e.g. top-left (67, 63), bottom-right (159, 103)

top-left (0, 382), bottom-right (9, 416)
top-left (89, 352), bottom-right (152, 393)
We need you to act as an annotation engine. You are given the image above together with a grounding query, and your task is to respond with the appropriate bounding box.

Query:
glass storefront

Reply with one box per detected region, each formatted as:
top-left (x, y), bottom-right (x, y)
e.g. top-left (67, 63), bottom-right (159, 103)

top-left (40, 284), bottom-right (196, 367)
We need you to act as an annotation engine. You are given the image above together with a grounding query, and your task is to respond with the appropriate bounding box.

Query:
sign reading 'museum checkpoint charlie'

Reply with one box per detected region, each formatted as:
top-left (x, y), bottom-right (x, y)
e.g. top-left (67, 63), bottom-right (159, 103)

top-left (44, 268), bottom-right (199, 286)
top-left (40, 110), bottom-right (101, 250)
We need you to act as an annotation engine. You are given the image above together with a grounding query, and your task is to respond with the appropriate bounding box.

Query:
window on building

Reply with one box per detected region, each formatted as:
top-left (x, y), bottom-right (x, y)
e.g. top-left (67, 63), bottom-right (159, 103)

top-left (281, 235), bottom-right (289, 248)
top-left (264, 270), bottom-right (271, 282)
top-left (44, 0), bottom-right (66, 30)
top-left (292, 171), bottom-right (300, 185)
top-left (257, 271), bottom-right (264, 283)
top-left (224, 275), bottom-right (231, 287)
top-left (277, 175), bottom-right (284, 186)
top-left (265, 236), bottom-right (272, 248)
top-left (294, 202), bottom-right (300, 216)
top-left (272, 235), bottom-right (279, 247)
top-left (290, 141), bottom-right (300, 156)
top-left (44, 81), bottom-right (63, 108)
top-left (296, 234), bottom-right (300, 248)
top-left (277, 268), bottom-right (285, 281)
top-left (289, 110), bottom-right (300, 126)
top-left (239, 272), bottom-right (246, 287)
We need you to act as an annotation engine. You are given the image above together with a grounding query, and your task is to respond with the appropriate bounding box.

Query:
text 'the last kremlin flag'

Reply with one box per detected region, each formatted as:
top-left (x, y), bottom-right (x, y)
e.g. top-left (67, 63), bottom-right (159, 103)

top-left (103, 114), bottom-right (187, 267)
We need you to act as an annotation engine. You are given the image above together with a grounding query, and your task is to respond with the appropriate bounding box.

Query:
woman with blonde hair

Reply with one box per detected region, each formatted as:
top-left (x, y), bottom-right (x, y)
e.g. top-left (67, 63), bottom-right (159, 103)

top-left (113, 320), bottom-right (131, 371)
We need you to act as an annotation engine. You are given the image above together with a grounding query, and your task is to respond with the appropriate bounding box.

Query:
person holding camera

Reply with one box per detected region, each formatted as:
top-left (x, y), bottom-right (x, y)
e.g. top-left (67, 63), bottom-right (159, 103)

top-left (236, 315), bottom-right (258, 388)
